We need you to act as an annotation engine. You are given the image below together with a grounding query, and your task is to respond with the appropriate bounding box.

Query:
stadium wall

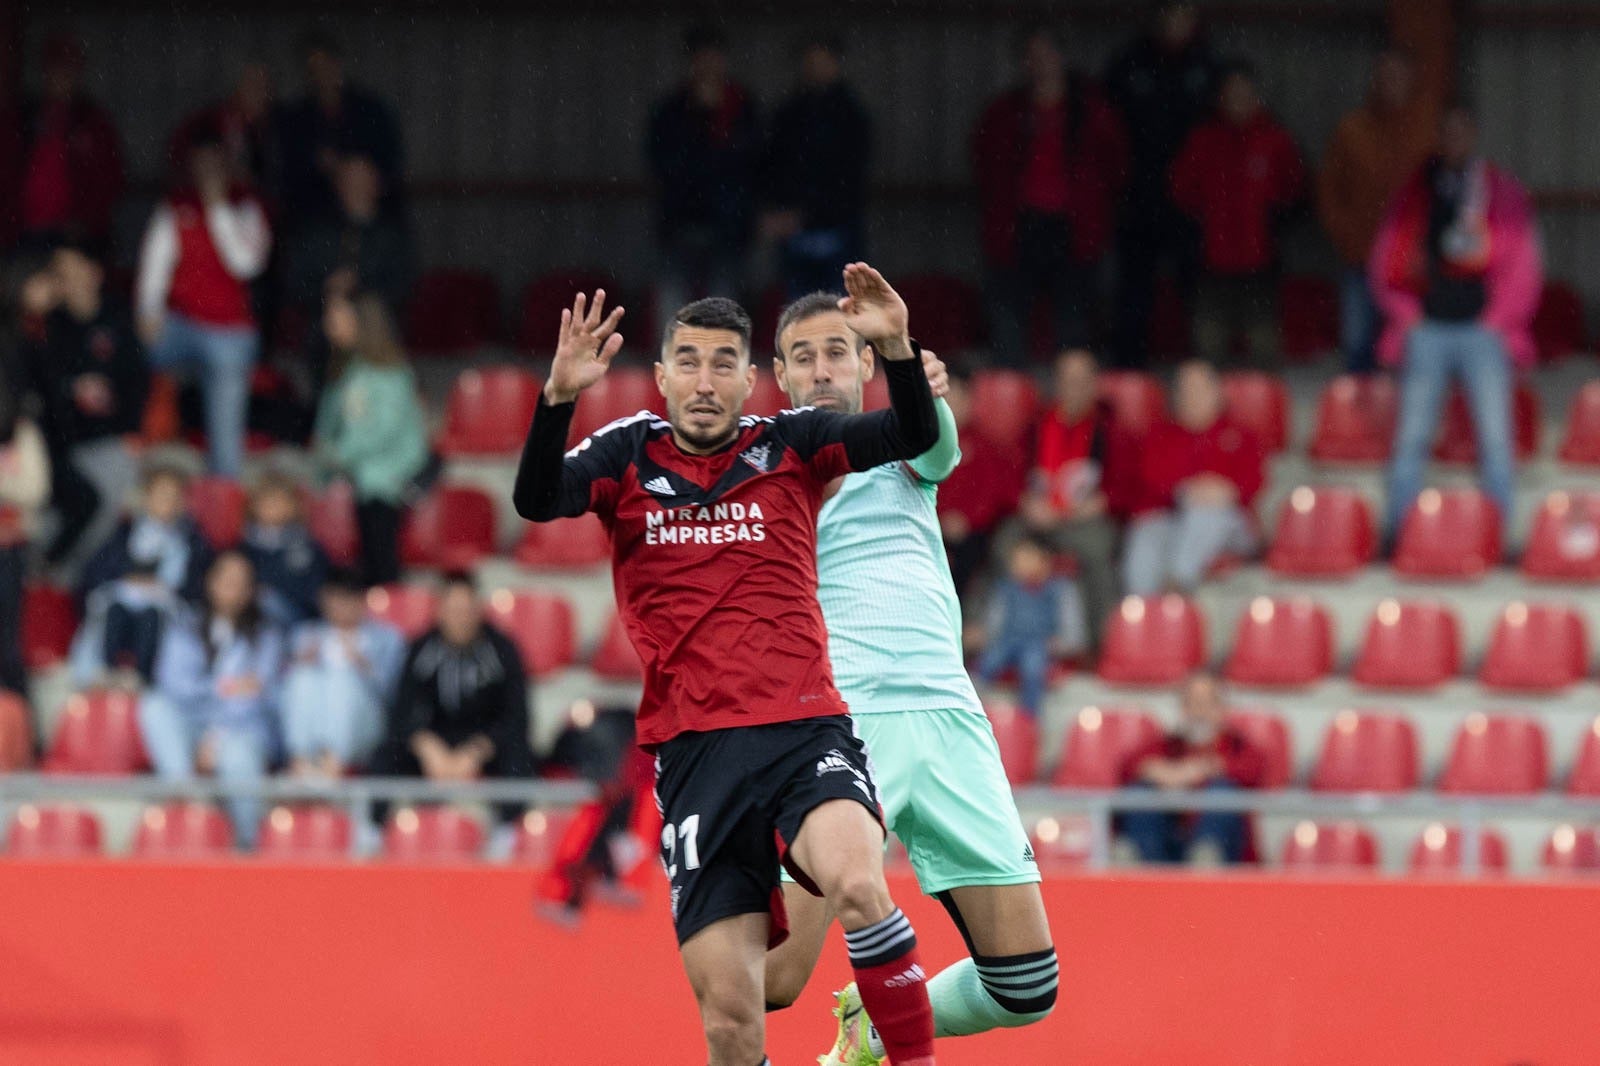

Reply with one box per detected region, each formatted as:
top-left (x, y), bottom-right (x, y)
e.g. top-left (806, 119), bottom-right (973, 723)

top-left (0, 861), bottom-right (1592, 1065)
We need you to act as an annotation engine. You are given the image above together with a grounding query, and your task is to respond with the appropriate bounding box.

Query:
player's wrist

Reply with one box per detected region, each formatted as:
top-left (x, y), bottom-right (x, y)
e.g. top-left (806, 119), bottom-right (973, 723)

top-left (543, 381), bottom-right (580, 406)
top-left (869, 333), bottom-right (915, 361)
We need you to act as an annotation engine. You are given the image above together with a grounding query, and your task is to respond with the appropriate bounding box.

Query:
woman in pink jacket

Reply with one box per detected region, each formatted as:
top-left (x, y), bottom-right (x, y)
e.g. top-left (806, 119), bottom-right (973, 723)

top-left (1369, 104), bottom-right (1543, 539)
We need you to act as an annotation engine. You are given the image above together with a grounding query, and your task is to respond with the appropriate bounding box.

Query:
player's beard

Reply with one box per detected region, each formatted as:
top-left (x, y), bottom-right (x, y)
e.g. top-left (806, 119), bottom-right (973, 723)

top-left (671, 400), bottom-right (740, 452)
top-left (803, 384), bottom-right (860, 415)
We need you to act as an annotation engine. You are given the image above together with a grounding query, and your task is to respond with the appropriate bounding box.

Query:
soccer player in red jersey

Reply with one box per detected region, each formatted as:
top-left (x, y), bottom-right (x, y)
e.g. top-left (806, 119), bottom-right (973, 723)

top-left (513, 264), bottom-right (940, 1066)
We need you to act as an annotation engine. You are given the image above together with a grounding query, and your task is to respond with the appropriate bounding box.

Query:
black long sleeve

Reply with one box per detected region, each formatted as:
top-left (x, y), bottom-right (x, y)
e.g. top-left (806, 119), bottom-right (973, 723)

top-left (511, 396), bottom-right (577, 521)
top-left (781, 344), bottom-right (939, 473)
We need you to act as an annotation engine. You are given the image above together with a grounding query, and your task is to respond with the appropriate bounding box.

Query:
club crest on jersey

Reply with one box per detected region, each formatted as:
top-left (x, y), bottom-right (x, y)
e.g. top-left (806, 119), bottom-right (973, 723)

top-left (739, 442), bottom-right (772, 472)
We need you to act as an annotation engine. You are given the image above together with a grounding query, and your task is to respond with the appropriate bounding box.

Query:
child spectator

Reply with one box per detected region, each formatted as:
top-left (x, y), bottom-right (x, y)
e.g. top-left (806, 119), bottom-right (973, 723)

top-left (0, 377), bottom-right (50, 695)
top-left (241, 471), bottom-right (329, 627)
top-left (78, 463), bottom-right (212, 607)
top-left (973, 537), bottom-right (1080, 718)
top-left (69, 559), bottom-right (179, 690)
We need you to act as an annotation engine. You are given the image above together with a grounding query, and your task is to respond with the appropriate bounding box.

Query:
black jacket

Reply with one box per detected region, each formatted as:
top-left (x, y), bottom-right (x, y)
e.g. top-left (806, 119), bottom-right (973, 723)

top-left (647, 82), bottom-right (761, 242)
top-left (761, 82), bottom-right (871, 231)
top-left (390, 624), bottom-right (531, 760)
top-left (276, 86), bottom-right (405, 224)
top-left (1104, 34), bottom-right (1220, 211)
top-left (77, 517), bottom-right (212, 608)
top-left (21, 301), bottom-right (148, 452)
top-left (285, 212), bottom-right (414, 315)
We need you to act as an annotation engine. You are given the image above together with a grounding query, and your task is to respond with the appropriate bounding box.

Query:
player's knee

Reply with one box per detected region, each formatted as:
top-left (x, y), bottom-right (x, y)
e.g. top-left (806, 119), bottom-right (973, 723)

top-left (825, 871), bottom-right (893, 930)
top-left (700, 995), bottom-right (764, 1060)
top-left (979, 946), bottom-right (1059, 1027)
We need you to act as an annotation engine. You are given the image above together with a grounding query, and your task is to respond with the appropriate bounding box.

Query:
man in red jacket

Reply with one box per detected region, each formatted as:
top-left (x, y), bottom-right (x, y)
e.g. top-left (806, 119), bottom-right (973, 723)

top-left (1122, 359), bottom-right (1263, 595)
top-left (972, 23), bottom-right (1127, 367)
top-left (1170, 61), bottom-right (1305, 367)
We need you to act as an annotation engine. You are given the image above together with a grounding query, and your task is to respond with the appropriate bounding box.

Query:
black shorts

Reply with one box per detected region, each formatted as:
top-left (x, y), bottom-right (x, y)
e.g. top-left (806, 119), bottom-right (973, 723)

top-left (653, 714), bottom-right (883, 948)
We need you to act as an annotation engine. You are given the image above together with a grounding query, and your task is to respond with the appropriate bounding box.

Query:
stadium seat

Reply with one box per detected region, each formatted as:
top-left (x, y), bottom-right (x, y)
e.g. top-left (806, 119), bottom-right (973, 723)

top-left (188, 475), bottom-right (248, 550)
top-left (517, 270), bottom-right (621, 353)
top-left (969, 370), bottom-right (1041, 447)
top-left (1310, 710), bottom-right (1419, 793)
top-left (1098, 371), bottom-right (1165, 437)
top-left (21, 583), bottom-right (76, 671)
top-left (1438, 713), bottom-right (1549, 795)
top-left (1221, 371), bottom-right (1290, 452)
top-left (437, 367), bottom-right (543, 456)
top-left (744, 373), bottom-right (791, 418)
top-left (1051, 706), bottom-right (1161, 788)
top-left (405, 269), bottom-right (502, 355)
top-left (305, 481), bottom-right (360, 568)
top-left (383, 806), bottom-right (485, 863)
top-left (1097, 595), bottom-right (1206, 686)
top-left (4, 804), bottom-right (102, 858)
top-left (1567, 718), bottom-right (1600, 796)
top-left (1309, 374), bottom-right (1398, 464)
top-left (1265, 486), bottom-right (1376, 578)
top-left (510, 807), bottom-right (580, 867)
top-left (983, 698), bottom-right (1040, 784)
top-left (1280, 820), bottom-right (1379, 871)
top-left (1558, 382), bottom-right (1600, 465)
top-left (1352, 599), bottom-right (1461, 689)
top-left (1223, 596), bottom-right (1333, 688)
top-left (1542, 824), bottom-right (1600, 874)
top-left (1478, 601), bottom-right (1588, 693)
top-left (1028, 814), bottom-right (1092, 870)
top-left (1407, 823), bottom-right (1509, 874)
top-left (1225, 708), bottom-right (1293, 788)
top-left (893, 274), bottom-right (983, 354)
top-left (42, 690), bottom-right (150, 774)
top-left (514, 511), bottom-right (610, 571)
top-left (566, 365), bottom-right (663, 445)
top-left (400, 484), bottom-right (498, 569)
top-left (1278, 274), bottom-right (1339, 360)
top-left (131, 802), bottom-right (234, 859)
top-left (256, 804), bottom-right (354, 861)
top-left (1392, 488), bottom-right (1502, 579)
top-left (365, 585), bottom-right (439, 641)
top-left (591, 612), bottom-right (643, 682)
top-left (0, 691), bottom-right (33, 770)
top-left (1533, 280), bottom-right (1586, 361)
top-left (1522, 491), bottom-right (1600, 582)
top-left (1431, 382), bottom-right (1540, 463)
top-left (483, 589), bottom-right (576, 677)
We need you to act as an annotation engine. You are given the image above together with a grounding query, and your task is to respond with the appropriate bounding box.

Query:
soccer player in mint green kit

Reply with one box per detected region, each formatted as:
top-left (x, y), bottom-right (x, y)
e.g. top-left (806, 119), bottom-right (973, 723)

top-left (763, 292), bottom-right (1058, 1064)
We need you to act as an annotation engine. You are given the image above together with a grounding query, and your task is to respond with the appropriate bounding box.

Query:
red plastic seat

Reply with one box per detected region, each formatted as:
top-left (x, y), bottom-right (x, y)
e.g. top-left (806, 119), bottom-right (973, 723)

top-left (21, 583), bottom-right (77, 671)
top-left (591, 611), bottom-right (643, 682)
top-left (483, 589), bottom-right (576, 677)
top-left (509, 807), bottom-right (580, 867)
top-left (1097, 595), bottom-right (1206, 686)
top-left (1522, 491), bottom-right (1600, 583)
top-left (1221, 371), bottom-right (1290, 453)
top-left (1310, 710), bottom-right (1419, 793)
top-left (365, 585), bottom-right (439, 641)
top-left (1309, 374), bottom-right (1398, 464)
top-left (1558, 382), bottom-right (1600, 465)
top-left (969, 370), bottom-right (1041, 447)
top-left (4, 804), bottom-right (102, 858)
top-left (1478, 601), bottom-right (1588, 693)
top-left (42, 690), bottom-right (150, 774)
top-left (514, 512), bottom-right (610, 571)
top-left (1223, 596), bottom-right (1333, 688)
top-left (1567, 718), bottom-right (1600, 795)
top-left (400, 484), bottom-right (498, 570)
top-left (437, 367), bottom-right (543, 457)
top-left (188, 475), bottom-right (248, 550)
top-left (744, 373), bottom-right (792, 418)
top-left (1051, 706), bottom-right (1161, 788)
top-left (893, 274), bottom-right (983, 354)
top-left (1392, 488), bottom-right (1502, 580)
top-left (1097, 371), bottom-right (1165, 438)
top-left (1408, 823), bottom-right (1509, 874)
top-left (405, 269), bottom-right (502, 355)
top-left (1438, 713), bottom-right (1548, 795)
top-left (1028, 814), bottom-right (1092, 870)
top-left (305, 481), bottom-right (360, 568)
top-left (567, 366), bottom-right (663, 445)
top-left (256, 804), bottom-right (354, 861)
top-left (383, 806), bottom-right (485, 863)
top-left (1278, 274), bottom-right (1339, 360)
top-left (1352, 599), bottom-right (1462, 689)
top-left (0, 691), bottom-right (33, 770)
top-left (1225, 708), bottom-right (1293, 788)
top-left (984, 698), bottom-right (1040, 785)
top-left (1533, 280), bottom-right (1586, 361)
top-left (131, 802), bottom-right (235, 858)
top-left (1431, 382), bottom-right (1540, 463)
top-left (1542, 824), bottom-right (1600, 873)
top-left (1280, 820), bottom-right (1379, 871)
top-left (1265, 486), bottom-right (1376, 578)
top-left (517, 270), bottom-right (621, 353)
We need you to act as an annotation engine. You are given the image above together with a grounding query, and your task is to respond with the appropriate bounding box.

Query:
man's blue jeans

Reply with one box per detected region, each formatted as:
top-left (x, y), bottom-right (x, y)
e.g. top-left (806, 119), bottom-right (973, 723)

top-left (147, 312), bottom-right (260, 478)
top-left (1120, 779), bottom-right (1250, 863)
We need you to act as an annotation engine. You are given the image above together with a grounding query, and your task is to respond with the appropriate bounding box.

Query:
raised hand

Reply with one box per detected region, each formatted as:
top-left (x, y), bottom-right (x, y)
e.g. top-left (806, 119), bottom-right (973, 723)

top-left (837, 262), bottom-right (910, 355)
top-left (545, 289), bottom-right (626, 404)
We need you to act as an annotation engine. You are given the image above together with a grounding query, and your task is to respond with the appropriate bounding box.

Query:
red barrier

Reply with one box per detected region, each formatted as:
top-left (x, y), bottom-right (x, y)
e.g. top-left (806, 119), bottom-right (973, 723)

top-left (0, 862), bottom-right (1593, 1065)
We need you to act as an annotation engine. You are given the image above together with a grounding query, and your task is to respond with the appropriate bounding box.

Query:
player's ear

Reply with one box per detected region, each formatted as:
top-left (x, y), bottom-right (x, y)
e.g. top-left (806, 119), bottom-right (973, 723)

top-left (654, 358), bottom-right (667, 398)
top-left (859, 342), bottom-right (877, 382)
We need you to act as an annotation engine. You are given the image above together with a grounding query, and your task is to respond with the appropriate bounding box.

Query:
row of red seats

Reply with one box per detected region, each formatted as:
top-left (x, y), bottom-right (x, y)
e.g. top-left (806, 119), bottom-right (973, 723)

top-left (1097, 592), bottom-right (1595, 692)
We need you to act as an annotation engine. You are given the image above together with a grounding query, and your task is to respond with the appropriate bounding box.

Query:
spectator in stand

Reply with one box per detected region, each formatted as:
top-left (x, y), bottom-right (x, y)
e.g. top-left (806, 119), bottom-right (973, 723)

top-left (169, 62), bottom-right (280, 197)
top-left (973, 23), bottom-right (1127, 366)
top-left (1170, 61), bottom-right (1306, 368)
top-left (1105, 0), bottom-right (1218, 366)
top-left (1372, 104), bottom-right (1542, 542)
top-left (69, 559), bottom-right (179, 691)
top-left (0, 367), bottom-right (50, 695)
top-left (311, 292), bottom-right (429, 588)
top-left (241, 471), bottom-right (329, 627)
top-left (973, 536), bottom-right (1079, 718)
top-left (286, 150), bottom-right (413, 318)
top-left (936, 367), bottom-right (1027, 599)
top-left (280, 567), bottom-right (404, 778)
top-left (79, 463), bottom-right (212, 607)
top-left (370, 572), bottom-right (536, 832)
top-left (136, 121), bottom-right (272, 478)
top-left (278, 32), bottom-right (404, 227)
top-left (760, 33), bottom-right (870, 299)
top-left (1318, 0), bottom-right (1454, 374)
top-left (1119, 671), bottom-right (1264, 865)
top-left (0, 34), bottom-right (125, 252)
top-left (647, 24), bottom-right (761, 317)
top-left (1123, 359), bottom-right (1264, 596)
top-left (139, 550), bottom-right (285, 849)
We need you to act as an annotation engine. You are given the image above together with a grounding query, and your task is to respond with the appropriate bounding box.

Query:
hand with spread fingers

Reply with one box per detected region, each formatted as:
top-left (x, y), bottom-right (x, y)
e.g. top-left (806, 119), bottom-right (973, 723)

top-left (544, 289), bottom-right (626, 405)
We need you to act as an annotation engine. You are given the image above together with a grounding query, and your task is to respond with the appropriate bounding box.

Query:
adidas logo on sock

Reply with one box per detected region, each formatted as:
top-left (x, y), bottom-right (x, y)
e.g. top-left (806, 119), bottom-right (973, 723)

top-left (884, 963), bottom-right (926, 988)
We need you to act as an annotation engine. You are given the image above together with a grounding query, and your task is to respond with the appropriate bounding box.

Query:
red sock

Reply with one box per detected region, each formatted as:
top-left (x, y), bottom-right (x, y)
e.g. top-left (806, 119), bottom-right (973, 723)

top-left (845, 909), bottom-right (935, 1065)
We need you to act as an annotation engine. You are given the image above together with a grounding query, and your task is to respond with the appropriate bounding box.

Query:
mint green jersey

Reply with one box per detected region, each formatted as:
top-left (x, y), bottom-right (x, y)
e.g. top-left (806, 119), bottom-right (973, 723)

top-left (816, 399), bottom-right (983, 716)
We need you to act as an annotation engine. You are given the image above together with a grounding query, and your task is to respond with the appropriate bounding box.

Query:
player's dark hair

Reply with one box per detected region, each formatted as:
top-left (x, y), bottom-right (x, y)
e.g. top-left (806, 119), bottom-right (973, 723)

top-left (665, 297), bottom-right (753, 359)
top-left (773, 291), bottom-right (862, 360)
top-left (439, 570), bottom-right (478, 596)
